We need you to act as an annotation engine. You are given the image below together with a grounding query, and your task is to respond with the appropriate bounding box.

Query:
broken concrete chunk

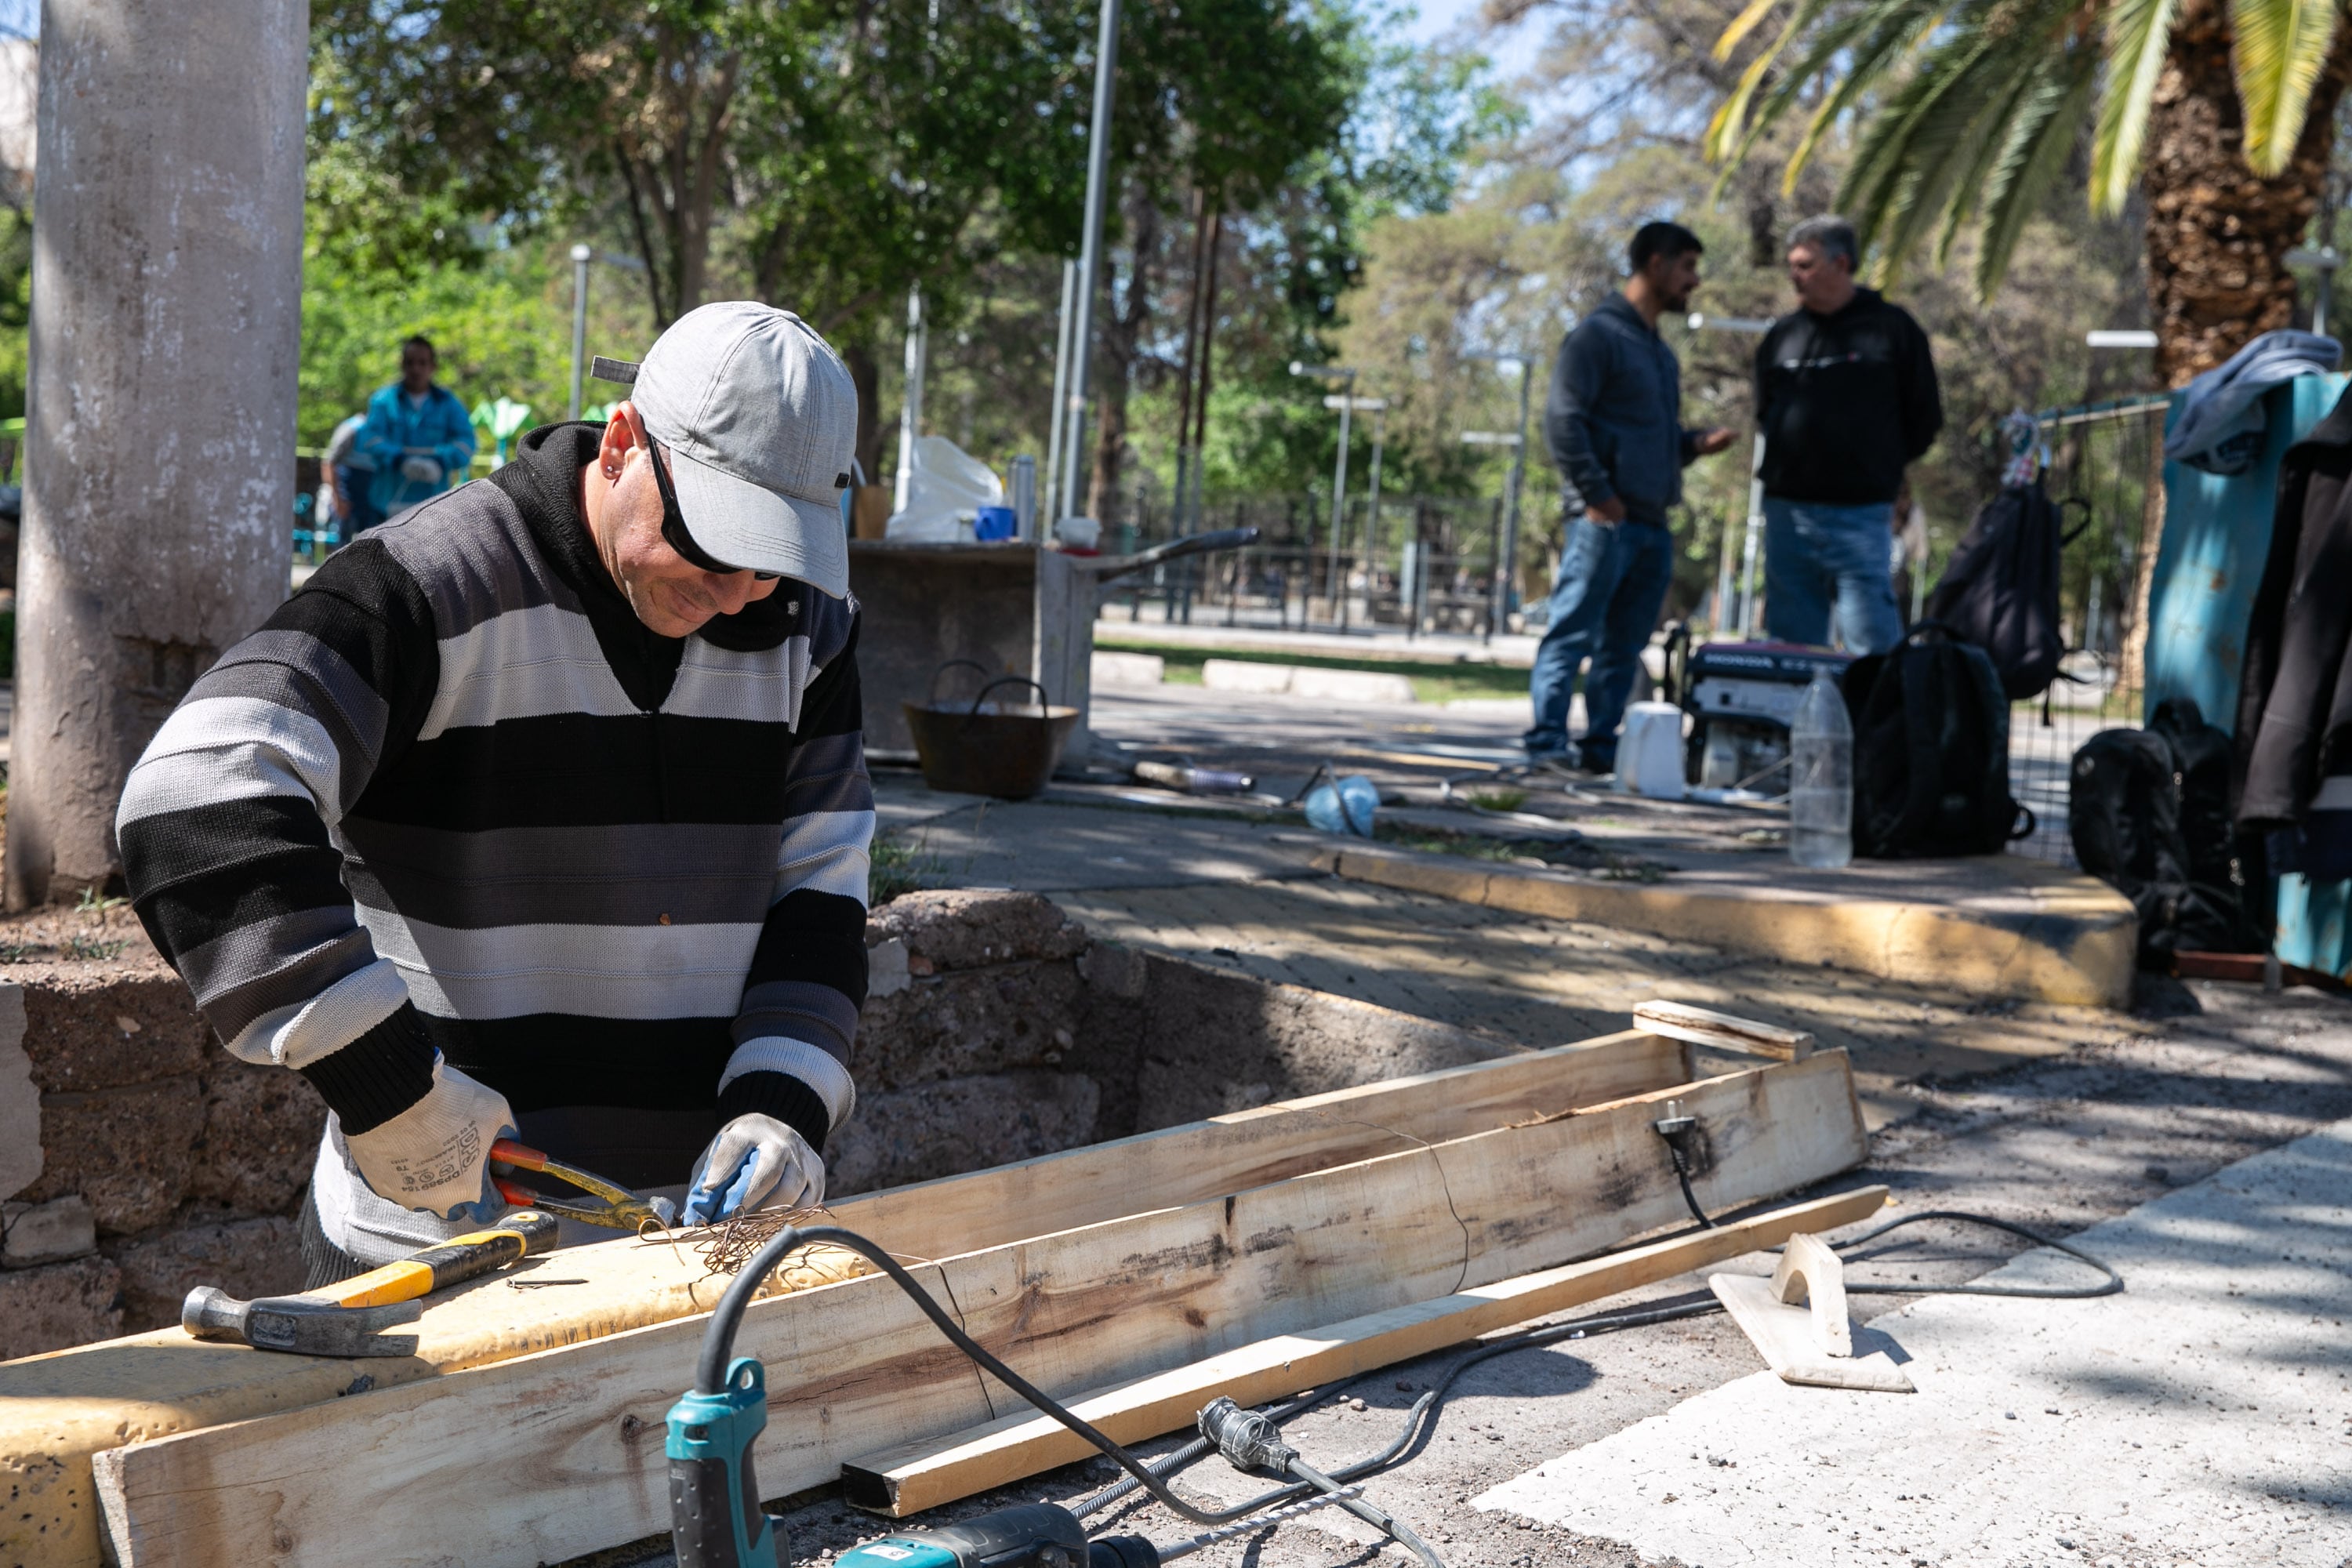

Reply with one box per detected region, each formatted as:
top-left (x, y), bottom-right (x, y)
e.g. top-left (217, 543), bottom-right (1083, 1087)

top-left (867, 938), bottom-right (912, 998)
top-left (868, 888), bottom-right (1088, 971)
top-left (2, 1194), bottom-right (96, 1267)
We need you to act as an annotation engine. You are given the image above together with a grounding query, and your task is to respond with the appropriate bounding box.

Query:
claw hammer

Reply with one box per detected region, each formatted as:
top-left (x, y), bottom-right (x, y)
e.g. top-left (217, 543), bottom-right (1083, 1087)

top-left (183, 1209), bottom-right (561, 1356)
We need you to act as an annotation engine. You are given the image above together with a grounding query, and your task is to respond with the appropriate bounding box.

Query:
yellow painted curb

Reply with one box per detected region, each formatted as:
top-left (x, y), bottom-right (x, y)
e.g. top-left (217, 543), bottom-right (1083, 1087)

top-left (1312, 844), bottom-right (2136, 1008)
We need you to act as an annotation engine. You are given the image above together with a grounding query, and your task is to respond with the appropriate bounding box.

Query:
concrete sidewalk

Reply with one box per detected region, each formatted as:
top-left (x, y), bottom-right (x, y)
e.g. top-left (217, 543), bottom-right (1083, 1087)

top-left (1476, 1116), bottom-right (2352, 1566)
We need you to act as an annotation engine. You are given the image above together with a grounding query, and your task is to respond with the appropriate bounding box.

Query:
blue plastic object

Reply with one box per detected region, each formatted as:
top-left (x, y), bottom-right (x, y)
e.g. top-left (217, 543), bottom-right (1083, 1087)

top-left (838, 1539), bottom-right (964, 1568)
top-left (975, 505), bottom-right (1018, 541)
top-left (666, 1356), bottom-right (782, 1568)
top-left (2146, 372), bottom-right (2352, 978)
top-left (1303, 774), bottom-right (1378, 837)
top-left (2146, 375), bottom-right (2345, 729)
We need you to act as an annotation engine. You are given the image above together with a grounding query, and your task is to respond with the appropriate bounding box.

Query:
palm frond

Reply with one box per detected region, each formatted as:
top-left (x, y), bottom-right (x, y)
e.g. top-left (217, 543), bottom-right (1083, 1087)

top-left (2090, 0), bottom-right (2182, 216)
top-left (1715, 0), bottom-right (1783, 62)
top-left (1976, 47), bottom-right (2100, 296)
top-left (1702, 0), bottom-right (1843, 165)
top-left (1782, 0), bottom-right (1951, 189)
top-left (1933, 53), bottom-right (2051, 265)
top-left (2234, 0), bottom-right (2340, 176)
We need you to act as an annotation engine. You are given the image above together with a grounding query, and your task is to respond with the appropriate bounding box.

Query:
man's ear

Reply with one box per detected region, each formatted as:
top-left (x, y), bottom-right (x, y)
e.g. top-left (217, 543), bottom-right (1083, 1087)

top-left (597, 400), bottom-right (641, 479)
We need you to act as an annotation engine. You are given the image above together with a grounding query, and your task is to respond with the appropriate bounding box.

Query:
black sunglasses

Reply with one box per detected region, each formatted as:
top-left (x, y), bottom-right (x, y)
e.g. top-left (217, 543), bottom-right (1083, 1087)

top-left (642, 432), bottom-right (779, 581)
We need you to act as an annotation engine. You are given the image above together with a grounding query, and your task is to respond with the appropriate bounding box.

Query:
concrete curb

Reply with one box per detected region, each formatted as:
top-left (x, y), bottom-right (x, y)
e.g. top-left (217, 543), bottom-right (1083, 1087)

top-left (1312, 842), bottom-right (2137, 1007)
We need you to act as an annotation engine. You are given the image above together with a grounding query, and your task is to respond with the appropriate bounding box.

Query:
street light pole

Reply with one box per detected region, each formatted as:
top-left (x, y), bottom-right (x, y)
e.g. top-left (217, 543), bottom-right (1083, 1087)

top-left (1292, 361), bottom-right (1359, 629)
top-left (568, 244), bottom-right (593, 421)
top-left (1044, 259), bottom-right (1077, 531)
top-left (1059, 0), bottom-right (1123, 526)
top-left (1363, 403), bottom-right (1386, 621)
top-left (1500, 360), bottom-right (1530, 632)
top-left (1464, 350), bottom-right (1533, 640)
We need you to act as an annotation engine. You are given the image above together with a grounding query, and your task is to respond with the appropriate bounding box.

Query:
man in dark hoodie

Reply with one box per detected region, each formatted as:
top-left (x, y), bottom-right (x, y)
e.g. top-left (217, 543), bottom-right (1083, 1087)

top-left (1525, 221), bottom-right (1737, 770)
top-left (1755, 216), bottom-right (1941, 655)
top-left (118, 302), bottom-right (872, 1279)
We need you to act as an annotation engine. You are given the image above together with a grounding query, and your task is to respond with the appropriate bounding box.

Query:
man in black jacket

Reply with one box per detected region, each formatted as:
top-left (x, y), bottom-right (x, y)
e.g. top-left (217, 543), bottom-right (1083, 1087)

top-left (1754, 216), bottom-right (1941, 654)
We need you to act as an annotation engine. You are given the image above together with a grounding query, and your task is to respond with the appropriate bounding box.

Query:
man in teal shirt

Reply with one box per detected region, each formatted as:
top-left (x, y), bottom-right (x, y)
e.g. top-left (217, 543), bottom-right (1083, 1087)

top-left (358, 336), bottom-right (476, 518)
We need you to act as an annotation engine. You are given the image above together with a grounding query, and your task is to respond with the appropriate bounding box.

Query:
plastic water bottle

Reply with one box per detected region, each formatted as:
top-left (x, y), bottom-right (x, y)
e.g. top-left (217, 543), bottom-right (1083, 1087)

top-left (1789, 671), bottom-right (1853, 869)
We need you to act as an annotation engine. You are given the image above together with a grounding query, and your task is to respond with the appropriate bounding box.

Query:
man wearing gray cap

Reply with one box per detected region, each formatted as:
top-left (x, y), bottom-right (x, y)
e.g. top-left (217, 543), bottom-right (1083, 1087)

top-left (118, 302), bottom-right (875, 1277)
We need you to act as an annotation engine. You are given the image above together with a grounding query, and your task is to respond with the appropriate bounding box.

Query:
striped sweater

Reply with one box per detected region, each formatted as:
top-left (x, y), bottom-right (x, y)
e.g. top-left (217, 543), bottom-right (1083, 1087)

top-left (118, 422), bottom-right (871, 1167)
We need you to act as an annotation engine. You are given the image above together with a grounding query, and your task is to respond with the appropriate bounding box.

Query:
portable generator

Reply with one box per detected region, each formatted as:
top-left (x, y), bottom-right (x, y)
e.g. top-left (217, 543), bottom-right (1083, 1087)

top-left (1661, 626), bottom-right (1855, 791)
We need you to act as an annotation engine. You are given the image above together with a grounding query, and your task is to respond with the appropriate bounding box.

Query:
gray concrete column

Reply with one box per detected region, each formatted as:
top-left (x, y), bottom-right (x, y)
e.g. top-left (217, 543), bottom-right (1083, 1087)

top-left (6, 0), bottom-right (307, 907)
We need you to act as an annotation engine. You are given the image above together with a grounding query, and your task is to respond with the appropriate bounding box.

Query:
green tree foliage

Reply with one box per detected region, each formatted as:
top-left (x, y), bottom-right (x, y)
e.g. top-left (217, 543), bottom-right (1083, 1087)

top-left (1328, 0), bottom-right (2135, 622)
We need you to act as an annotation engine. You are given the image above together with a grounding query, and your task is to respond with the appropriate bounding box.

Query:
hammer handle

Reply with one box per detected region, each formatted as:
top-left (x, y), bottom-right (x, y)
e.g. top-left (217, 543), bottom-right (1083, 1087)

top-left (327, 1210), bottom-right (562, 1309)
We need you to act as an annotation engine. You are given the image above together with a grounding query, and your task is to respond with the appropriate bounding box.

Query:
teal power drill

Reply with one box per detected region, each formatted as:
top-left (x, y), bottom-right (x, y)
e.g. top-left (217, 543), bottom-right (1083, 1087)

top-left (666, 1226), bottom-right (1159, 1568)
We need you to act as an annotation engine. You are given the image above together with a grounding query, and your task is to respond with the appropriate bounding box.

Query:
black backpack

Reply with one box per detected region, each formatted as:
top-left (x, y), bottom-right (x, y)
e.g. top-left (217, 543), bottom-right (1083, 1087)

top-left (2070, 696), bottom-right (2262, 966)
top-left (1923, 476), bottom-right (2085, 701)
top-left (1843, 623), bottom-right (2033, 858)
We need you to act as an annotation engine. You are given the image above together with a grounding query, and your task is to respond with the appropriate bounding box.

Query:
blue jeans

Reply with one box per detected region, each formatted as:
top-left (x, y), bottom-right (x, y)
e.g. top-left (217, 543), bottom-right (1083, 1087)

top-left (1762, 497), bottom-right (1904, 655)
top-left (1523, 517), bottom-right (1675, 765)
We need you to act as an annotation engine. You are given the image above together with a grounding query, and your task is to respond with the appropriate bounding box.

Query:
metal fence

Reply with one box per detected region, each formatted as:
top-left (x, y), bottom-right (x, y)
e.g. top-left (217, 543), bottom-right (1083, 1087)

top-left (2005, 394), bottom-right (2168, 866)
top-left (1100, 490), bottom-right (1508, 637)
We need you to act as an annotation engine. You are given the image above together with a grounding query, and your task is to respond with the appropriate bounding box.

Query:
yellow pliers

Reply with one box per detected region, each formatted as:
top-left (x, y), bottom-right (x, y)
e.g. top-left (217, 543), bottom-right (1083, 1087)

top-left (490, 1138), bottom-right (677, 1232)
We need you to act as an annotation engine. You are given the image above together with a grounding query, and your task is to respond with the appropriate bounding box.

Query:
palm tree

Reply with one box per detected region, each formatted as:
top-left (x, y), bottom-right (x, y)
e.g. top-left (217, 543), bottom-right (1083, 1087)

top-left (1704, 0), bottom-right (2352, 386)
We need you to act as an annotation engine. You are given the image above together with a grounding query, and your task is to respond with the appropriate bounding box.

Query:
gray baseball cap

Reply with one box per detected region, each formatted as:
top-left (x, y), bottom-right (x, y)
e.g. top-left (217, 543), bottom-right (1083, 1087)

top-left (597, 301), bottom-right (858, 597)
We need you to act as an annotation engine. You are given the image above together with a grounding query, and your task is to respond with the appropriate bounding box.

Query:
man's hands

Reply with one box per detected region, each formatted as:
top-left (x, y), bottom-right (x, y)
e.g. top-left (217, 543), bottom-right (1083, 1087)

top-left (344, 1058), bottom-right (515, 1221)
top-left (1694, 426), bottom-right (1739, 456)
top-left (1585, 495), bottom-right (1628, 526)
top-left (399, 454), bottom-right (445, 486)
top-left (684, 1113), bottom-right (826, 1226)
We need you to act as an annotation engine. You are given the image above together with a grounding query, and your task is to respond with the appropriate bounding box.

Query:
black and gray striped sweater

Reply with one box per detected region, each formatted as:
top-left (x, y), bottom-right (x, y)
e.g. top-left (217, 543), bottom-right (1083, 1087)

top-left (118, 422), bottom-right (870, 1162)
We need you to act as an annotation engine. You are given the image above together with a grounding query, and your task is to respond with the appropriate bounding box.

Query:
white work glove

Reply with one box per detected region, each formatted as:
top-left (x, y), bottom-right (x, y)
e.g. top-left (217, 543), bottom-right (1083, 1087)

top-left (399, 454), bottom-right (444, 485)
top-left (683, 1114), bottom-right (826, 1226)
top-left (343, 1057), bottom-right (515, 1221)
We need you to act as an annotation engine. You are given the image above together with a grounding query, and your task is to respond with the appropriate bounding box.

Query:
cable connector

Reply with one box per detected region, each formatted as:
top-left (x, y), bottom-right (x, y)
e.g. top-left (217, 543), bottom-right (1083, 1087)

top-left (1198, 1396), bottom-right (1299, 1474)
top-left (1651, 1101), bottom-right (1715, 1229)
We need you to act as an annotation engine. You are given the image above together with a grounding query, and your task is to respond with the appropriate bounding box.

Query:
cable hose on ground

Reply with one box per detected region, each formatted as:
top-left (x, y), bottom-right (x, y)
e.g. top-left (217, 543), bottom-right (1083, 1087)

top-left (705, 1212), bottom-right (2115, 1548)
top-left (1076, 1210), bottom-right (2118, 1527)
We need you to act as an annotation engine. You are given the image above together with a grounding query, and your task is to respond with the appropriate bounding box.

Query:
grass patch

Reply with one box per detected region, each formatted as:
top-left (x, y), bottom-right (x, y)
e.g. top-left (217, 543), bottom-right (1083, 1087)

top-left (1091, 637), bottom-right (1529, 706)
top-left (1465, 788), bottom-right (1527, 812)
top-left (869, 831), bottom-right (940, 906)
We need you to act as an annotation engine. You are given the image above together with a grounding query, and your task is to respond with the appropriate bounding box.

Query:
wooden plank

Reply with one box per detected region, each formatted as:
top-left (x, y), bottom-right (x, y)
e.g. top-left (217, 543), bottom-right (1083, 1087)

top-left (1709, 1273), bottom-right (1913, 1392)
top-left (1632, 1000), bottom-right (1815, 1061)
top-left (844, 1186), bottom-right (1890, 1515)
top-left (2, 1027), bottom-right (1683, 1568)
top-left (87, 1054), bottom-right (1866, 1568)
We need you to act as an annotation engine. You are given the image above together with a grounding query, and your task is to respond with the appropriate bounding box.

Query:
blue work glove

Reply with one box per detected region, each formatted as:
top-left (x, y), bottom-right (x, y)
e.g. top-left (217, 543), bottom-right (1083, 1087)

top-left (684, 1113), bottom-right (825, 1226)
top-left (344, 1058), bottom-right (516, 1221)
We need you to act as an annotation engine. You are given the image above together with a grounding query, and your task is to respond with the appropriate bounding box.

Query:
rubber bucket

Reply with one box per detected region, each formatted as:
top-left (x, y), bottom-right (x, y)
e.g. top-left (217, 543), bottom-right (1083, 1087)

top-left (903, 662), bottom-right (1078, 799)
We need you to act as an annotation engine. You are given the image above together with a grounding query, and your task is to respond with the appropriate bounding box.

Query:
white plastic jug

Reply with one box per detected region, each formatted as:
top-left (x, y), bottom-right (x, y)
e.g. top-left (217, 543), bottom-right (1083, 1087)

top-left (1617, 702), bottom-right (1687, 800)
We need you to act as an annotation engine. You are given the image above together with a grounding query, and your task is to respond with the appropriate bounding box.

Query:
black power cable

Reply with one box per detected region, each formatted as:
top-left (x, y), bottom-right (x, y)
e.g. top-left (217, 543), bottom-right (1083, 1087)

top-left (1077, 1209), bottom-right (2119, 1529)
top-left (706, 1210), bottom-right (2118, 1559)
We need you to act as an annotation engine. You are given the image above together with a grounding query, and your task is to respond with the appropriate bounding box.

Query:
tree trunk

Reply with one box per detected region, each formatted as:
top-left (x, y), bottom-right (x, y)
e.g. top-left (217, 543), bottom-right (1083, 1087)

top-left (6, 0), bottom-right (304, 908)
top-left (843, 343), bottom-right (890, 487)
top-left (1087, 188), bottom-right (1162, 527)
top-left (2141, 0), bottom-right (2352, 387)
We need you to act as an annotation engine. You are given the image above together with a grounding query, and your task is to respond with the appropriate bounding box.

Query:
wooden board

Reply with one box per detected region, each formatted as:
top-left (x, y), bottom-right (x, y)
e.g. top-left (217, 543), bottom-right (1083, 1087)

top-left (87, 1054), bottom-right (1865, 1568)
top-left (1632, 1000), bottom-right (1815, 1061)
top-left (845, 1186), bottom-right (1890, 1515)
top-left (2, 1027), bottom-right (1684, 1568)
top-left (1709, 1273), bottom-right (1913, 1392)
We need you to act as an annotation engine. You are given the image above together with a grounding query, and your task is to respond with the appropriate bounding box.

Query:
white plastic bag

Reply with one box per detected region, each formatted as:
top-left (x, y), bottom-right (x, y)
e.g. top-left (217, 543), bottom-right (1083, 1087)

top-left (886, 436), bottom-right (1004, 543)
